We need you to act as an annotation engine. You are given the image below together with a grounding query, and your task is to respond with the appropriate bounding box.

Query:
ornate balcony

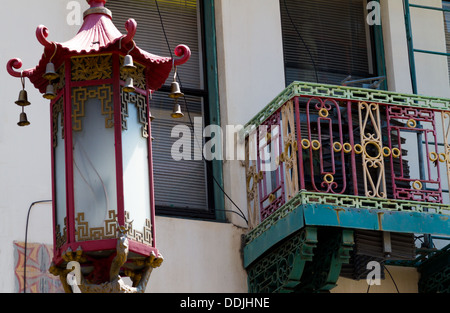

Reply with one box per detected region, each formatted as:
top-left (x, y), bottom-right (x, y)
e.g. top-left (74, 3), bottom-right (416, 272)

top-left (241, 82), bottom-right (450, 293)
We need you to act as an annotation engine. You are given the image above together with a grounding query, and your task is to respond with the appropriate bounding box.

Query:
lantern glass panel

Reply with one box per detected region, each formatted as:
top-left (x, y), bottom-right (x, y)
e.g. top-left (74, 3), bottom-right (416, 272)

top-left (122, 95), bottom-right (151, 236)
top-left (54, 103), bottom-right (66, 246)
top-left (72, 86), bottom-right (118, 234)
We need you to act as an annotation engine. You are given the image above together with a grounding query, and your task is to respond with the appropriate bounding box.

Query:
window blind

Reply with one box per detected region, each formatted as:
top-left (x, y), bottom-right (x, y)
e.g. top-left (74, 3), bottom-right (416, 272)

top-left (107, 0), bottom-right (210, 212)
top-left (280, 0), bottom-right (376, 86)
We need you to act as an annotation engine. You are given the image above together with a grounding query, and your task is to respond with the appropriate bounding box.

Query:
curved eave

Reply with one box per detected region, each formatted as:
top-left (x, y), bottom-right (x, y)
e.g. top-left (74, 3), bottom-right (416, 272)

top-left (10, 11), bottom-right (178, 93)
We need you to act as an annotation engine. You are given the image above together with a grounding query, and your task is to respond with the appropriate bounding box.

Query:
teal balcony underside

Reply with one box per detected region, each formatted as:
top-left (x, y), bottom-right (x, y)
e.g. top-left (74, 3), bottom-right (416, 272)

top-left (244, 197), bottom-right (450, 268)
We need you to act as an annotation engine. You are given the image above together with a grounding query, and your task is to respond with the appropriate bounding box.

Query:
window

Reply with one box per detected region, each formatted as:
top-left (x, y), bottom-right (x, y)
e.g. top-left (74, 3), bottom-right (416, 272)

top-left (108, 0), bottom-right (220, 219)
top-left (280, 0), bottom-right (384, 88)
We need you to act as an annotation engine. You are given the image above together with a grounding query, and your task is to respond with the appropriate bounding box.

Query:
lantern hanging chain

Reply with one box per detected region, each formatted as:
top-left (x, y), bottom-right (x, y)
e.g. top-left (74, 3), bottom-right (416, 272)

top-left (119, 37), bottom-right (136, 55)
top-left (23, 200), bottom-right (52, 293)
top-left (20, 71), bottom-right (26, 90)
top-left (155, 0), bottom-right (248, 225)
top-left (43, 42), bottom-right (58, 62)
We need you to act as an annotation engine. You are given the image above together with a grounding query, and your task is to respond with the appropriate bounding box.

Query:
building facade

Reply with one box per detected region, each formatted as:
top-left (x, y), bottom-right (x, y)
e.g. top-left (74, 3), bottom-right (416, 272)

top-left (0, 0), bottom-right (449, 293)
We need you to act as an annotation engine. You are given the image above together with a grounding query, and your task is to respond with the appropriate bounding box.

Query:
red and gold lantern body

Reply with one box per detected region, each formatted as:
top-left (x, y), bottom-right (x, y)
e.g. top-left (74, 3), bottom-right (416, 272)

top-left (7, 0), bottom-right (190, 292)
top-left (51, 52), bottom-right (158, 287)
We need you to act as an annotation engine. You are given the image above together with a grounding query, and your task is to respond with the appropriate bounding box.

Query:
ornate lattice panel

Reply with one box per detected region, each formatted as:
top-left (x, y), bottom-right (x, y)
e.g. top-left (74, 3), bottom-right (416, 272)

top-left (72, 84), bottom-right (114, 131)
top-left (245, 133), bottom-right (260, 229)
top-left (75, 210), bottom-right (118, 242)
top-left (257, 111), bottom-right (285, 221)
top-left (301, 97), bottom-right (349, 194)
top-left (386, 106), bottom-right (442, 203)
top-left (442, 112), bottom-right (450, 203)
top-left (281, 100), bottom-right (299, 201)
top-left (247, 227), bottom-right (317, 293)
top-left (120, 89), bottom-right (149, 138)
top-left (124, 211), bottom-right (153, 246)
top-left (71, 54), bottom-right (113, 81)
top-left (358, 101), bottom-right (387, 199)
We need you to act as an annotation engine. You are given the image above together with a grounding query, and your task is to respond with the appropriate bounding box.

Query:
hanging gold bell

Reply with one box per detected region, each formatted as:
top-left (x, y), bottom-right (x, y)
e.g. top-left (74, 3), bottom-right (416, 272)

top-left (17, 111), bottom-right (30, 127)
top-left (171, 102), bottom-right (184, 118)
top-left (168, 80), bottom-right (184, 99)
top-left (43, 62), bottom-right (59, 80)
top-left (123, 77), bottom-right (136, 93)
top-left (122, 54), bottom-right (136, 73)
top-left (43, 84), bottom-right (57, 100)
top-left (15, 89), bottom-right (31, 106)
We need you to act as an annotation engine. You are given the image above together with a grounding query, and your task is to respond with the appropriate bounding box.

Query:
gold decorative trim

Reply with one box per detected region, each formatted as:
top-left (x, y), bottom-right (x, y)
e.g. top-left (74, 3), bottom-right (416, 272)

top-left (75, 210), bottom-right (118, 242)
top-left (71, 54), bottom-right (112, 81)
top-left (55, 218), bottom-right (67, 249)
top-left (72, 84), bottom-right (114, 131)
top-left (124, 211), bottom-right (153, 246)
top-left (245, 133), bottom-right (260, 230)
top-left (281, 100), bottom-right (299, 201)
top-left (359, 102), bottom-right (387, 199)
top-left (121, 89), bottom-right (149, 138)
top-left (52, 97), bottom-right (65, 148)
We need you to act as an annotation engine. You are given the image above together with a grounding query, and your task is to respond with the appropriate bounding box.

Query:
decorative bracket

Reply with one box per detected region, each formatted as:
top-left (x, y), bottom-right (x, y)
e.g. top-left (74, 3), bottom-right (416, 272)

top-left (50, 229), bottom-right (163, 293)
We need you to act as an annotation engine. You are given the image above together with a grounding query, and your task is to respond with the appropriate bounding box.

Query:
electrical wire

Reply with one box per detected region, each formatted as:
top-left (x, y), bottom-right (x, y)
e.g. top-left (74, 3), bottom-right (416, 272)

top-left (366, 260), bottom-right (400, 293)
top-left (23, 200), bottom-right (52, 293)
top-left (154, 0), bottom-right (248, 225)
top-left (384, 265), bottom-right (400, 293)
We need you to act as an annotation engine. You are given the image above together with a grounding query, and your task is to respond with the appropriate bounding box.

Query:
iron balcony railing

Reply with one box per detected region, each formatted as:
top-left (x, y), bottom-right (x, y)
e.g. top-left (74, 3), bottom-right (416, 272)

top-left (242, 82), bottom-right (450, 235)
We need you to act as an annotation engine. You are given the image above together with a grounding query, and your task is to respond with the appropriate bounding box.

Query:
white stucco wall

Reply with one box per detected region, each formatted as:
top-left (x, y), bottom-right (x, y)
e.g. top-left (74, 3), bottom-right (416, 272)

top-left (0, 0), bottom-right (90, 293)
top-left (215, 0), bottom-right (286, 228)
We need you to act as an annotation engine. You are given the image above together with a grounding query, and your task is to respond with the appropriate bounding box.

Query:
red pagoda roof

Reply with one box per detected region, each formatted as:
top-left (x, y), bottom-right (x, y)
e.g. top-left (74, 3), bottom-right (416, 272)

top-left (7, 0), bottom-right (190, 93)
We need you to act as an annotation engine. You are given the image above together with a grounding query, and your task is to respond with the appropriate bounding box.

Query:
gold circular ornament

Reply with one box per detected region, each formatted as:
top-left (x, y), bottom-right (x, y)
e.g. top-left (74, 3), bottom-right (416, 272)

top-left (364, 142), bottom-right (382, 159)
top-left (354, 144), bottom-right (363, 155)
top-left (301, 139), bottom-right (311, 150)
top-left (311, 140), bottom-right (321, 151)
top-left (324, 174), bottom-right (334, 184)
top-left (412, 180), bottom-right (423, 190)
top-left (319, 108), bottom-right (329, 118)
top-left (333, 142), bottom-right (343, 153)
top-left (429, 151), bottom-right (438, 162)
top-left (392, 148), bottom-right (401, 158)
top-left (343, 143), bottom-right (353, 154)
top-left (407, 119), bottom-right (417, 128)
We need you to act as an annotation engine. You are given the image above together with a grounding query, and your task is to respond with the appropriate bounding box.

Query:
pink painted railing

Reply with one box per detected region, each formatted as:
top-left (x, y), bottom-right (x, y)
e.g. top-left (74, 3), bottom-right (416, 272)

top-left (243, 83), bottom-right (450, 228)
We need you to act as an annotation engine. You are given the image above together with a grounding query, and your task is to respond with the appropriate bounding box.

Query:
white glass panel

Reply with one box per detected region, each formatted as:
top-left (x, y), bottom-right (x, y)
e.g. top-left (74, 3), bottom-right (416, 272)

top-left (122, 98), bottom-right (151, 234)
top-left (72, 88), bottom-right (117, 230)
top-left (54, 111), bottom-right (66, 239)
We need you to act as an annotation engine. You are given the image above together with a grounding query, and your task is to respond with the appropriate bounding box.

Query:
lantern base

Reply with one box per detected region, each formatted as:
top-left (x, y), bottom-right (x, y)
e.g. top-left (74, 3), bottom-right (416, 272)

top-left (49, 233), bottom-right (163, 293)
